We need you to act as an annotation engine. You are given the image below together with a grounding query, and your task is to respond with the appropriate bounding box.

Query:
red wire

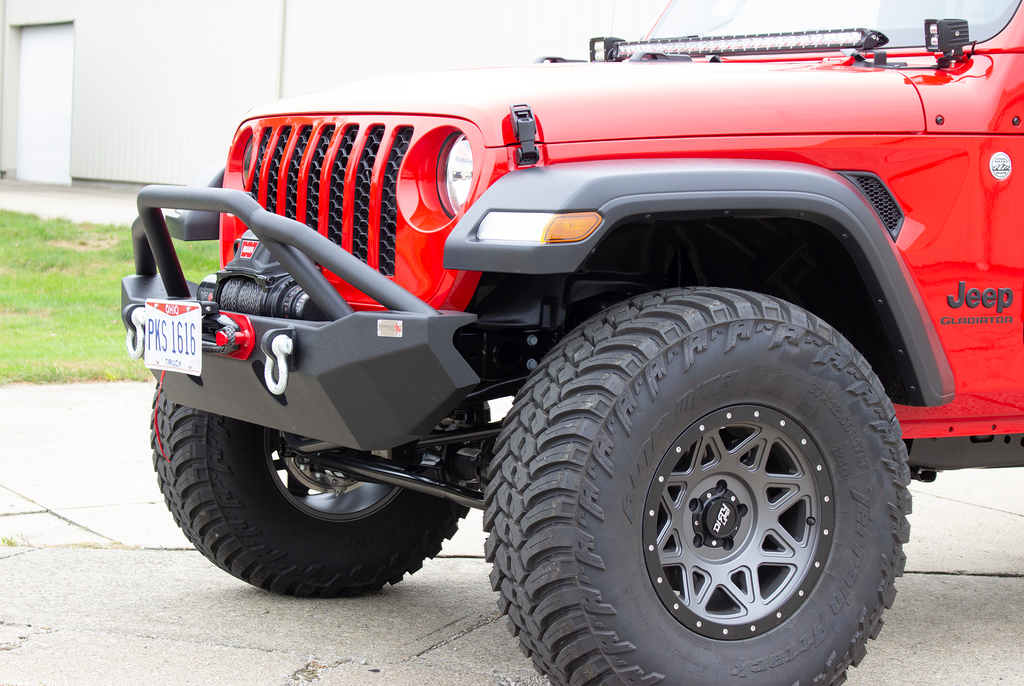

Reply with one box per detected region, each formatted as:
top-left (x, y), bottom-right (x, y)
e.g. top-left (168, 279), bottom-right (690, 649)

top-left (154, 371), bottom-right (171, 463)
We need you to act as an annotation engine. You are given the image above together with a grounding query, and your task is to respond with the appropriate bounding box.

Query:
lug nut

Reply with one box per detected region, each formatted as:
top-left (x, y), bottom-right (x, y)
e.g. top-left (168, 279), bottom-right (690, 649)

top-left (693, 535), bottom-right (704, 548)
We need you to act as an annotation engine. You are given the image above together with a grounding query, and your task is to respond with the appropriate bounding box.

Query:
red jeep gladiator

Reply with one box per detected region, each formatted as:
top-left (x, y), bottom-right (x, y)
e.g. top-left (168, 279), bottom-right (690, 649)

top-left (121, 1), bottom-right (1024, 684)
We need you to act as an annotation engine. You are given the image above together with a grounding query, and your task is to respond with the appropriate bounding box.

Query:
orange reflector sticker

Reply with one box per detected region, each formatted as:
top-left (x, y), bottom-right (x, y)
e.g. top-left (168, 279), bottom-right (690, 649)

top-left (543, 212), bottom-right (602, 243)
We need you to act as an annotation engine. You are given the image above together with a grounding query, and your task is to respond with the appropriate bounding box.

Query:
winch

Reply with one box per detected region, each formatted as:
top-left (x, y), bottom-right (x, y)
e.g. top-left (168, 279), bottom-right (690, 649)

top-left (195, 231), bottom-right (326, 322)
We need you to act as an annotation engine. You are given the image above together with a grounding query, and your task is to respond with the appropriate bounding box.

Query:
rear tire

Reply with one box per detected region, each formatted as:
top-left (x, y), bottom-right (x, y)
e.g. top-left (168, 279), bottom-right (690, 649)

top-left (484, 287), bottom-right (910, 685)
top-left (152, 388), bottom-right (468, 596)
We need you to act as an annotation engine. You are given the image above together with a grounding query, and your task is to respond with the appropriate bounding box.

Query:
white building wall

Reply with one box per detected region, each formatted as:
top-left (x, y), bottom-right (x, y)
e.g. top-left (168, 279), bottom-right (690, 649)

top-left (280, 0), bottom-right (668, 99)
top-left (0, 0), bottom-right (667, 185)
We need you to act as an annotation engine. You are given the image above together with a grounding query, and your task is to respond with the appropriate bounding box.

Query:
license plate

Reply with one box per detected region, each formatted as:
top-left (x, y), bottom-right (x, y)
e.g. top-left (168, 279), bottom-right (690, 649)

top-left (143, 299), bottom-right (202, 376)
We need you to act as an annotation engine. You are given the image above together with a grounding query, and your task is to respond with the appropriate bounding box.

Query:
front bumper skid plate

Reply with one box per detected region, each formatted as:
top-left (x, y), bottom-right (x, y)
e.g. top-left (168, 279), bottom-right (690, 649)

top-left (122, 185), bottom-right (479, 451)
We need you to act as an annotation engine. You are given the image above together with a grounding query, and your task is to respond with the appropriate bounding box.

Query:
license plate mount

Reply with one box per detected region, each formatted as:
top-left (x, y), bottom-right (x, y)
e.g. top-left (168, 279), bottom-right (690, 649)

top-left (143, 299), bottom-right (203, 376)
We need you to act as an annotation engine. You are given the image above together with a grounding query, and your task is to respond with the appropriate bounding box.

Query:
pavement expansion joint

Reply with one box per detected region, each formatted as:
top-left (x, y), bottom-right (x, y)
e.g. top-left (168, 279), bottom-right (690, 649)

top-left (906, 569), bottom-right (1024, 578)
top-left (912, 491), bottom-right (1024, 518)
top-left (52, 501), bottom-right (164, 511)
top-left (0, 489), bottom-right (117, 545)
top-left (415, 613), bottom-right (501, 657)
top-left (0, 487), bottom-right (48, 518)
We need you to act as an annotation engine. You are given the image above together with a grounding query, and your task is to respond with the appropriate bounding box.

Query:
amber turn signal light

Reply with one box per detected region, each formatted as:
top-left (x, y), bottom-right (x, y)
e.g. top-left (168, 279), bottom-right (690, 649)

top-left (543, 212), bottom-right (602, 243)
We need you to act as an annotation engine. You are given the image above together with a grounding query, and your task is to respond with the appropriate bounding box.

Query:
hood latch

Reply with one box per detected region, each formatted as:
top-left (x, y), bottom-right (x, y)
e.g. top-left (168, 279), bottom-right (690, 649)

top-left (510, 104), bottom-right (539, 165)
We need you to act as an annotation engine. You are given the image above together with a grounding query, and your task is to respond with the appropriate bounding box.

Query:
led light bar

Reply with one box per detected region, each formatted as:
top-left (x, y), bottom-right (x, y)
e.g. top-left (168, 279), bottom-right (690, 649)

top-left (611, 28), bottom-right (887, 60)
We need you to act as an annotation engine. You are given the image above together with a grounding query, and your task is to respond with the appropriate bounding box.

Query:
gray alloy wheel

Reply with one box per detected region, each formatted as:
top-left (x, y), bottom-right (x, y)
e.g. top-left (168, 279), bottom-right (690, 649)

top-left (643, 404), bottom-right (833, 639)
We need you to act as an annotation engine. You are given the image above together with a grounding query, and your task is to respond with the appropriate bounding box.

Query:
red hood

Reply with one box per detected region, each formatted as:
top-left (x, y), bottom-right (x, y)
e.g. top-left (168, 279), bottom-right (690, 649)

top-left (247, 61), bottom-right (925, 146)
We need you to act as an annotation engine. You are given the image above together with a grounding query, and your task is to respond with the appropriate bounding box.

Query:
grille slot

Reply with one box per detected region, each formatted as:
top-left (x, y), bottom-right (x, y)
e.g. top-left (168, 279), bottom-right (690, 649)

top-left (249, 128), bottom-right (272, 201)
top-left (352, 125), bottom-right (385, 263)
top-left (304, 125), bottom-right (335, 233)
top-left (844, 173), bottom-right (903, 240)
top-left (378, 127), bottom-right (413, 276)
top-left (284, 125), bottom-right (311, 221)
top-left (265, 126), bottom-right (292, 215)
top-left (327, 126), bottom-right (360, 248)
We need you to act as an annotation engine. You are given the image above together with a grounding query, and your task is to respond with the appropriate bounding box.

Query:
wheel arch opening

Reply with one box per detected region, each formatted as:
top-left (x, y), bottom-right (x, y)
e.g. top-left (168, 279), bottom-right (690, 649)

top-left (580, 212), bottom-right (911, 405)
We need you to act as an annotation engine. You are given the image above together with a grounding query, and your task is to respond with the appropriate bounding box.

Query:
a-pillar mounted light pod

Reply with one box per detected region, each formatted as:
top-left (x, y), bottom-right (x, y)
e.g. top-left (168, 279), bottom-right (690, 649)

top-left (590, 37), bottom-right (624, 62)
top-left (925, 18), bottom-right (970, 67)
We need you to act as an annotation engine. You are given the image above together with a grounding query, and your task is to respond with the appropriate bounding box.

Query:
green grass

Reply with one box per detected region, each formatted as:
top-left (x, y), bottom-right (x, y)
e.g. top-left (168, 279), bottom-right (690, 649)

top-left (0, 210), bottom-right (219, 384)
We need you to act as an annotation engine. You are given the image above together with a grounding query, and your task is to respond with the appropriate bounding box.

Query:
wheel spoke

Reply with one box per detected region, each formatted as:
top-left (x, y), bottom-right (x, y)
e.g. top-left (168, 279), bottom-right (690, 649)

top-left (696, 431), bottom-right (727, 472)
top-left (657, 519), bottom-right (686, 561)
top-left (724, 565), bottom-right (755, 605)
top-left (693, 563), bottom-right (748, 620)
top-left (763, 482), bottom-right (801, 510)
top-left (661, 475), bottom-right (689, 510)
top-left (723, 429), bottom-right (768, 473)
top-left (759, 527), bottom-right (797, 557)
top-left (688, 565), bottom-right (714, 608)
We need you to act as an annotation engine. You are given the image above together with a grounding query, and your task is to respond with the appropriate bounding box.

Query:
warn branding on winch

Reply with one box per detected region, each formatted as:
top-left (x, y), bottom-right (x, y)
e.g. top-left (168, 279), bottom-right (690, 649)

top-left (239, 239), bottom-right (259, 260)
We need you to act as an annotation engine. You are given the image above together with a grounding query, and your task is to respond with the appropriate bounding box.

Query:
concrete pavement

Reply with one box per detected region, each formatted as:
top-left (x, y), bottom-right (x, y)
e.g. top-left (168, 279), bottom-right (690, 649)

top-left (1, 381), bottom-right (1023, 686)
top-left (0, 178), bottom-right (141, 226)
top-left (0, 181), bottom-right (1023, 684)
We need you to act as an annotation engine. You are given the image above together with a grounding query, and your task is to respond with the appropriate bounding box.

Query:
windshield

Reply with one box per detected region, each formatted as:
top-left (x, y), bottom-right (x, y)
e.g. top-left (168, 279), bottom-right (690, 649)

top-left (649, 0), bottom-right (1022, 49)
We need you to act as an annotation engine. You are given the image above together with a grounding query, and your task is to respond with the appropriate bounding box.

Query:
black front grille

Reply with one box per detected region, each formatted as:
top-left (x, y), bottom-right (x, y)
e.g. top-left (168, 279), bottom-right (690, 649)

top-left (328, 126), bottom-right (359, 248)
top-left (265, 126), bottom-right (292, 215)
top-left (304, 125), bottom-right (335, 233)
top-left (378, 127), bottom-right (413, 276)
top-left (247, 120), bottom-right (413, 277)
top-left (352, 126), bottom-right (385, 263)
top-left (844, 173), bottom-right (903, 240)
top-left (284, 126), bottom-right (311, 221)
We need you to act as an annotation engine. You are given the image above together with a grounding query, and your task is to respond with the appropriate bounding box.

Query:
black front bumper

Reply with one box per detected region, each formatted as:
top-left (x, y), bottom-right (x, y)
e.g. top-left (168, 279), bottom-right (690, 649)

top-left (122, 186), bottom-right (479, 451)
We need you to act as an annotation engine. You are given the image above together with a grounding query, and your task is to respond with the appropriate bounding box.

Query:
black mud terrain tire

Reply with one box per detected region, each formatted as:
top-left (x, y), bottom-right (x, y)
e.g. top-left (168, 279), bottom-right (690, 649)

top-left (152, 389), bottom-right (468, 596)
top-left (484, 287), bottom-right (911, 686)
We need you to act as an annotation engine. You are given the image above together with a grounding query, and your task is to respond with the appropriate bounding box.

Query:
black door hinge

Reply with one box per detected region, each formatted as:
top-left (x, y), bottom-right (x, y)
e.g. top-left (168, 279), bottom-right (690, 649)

top-left (510, 103), bottom-right (539, 165)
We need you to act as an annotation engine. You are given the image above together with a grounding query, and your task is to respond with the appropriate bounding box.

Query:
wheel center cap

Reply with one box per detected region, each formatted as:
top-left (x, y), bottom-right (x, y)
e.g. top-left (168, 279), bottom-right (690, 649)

top-left (703, 497), bottom-right (739, 538)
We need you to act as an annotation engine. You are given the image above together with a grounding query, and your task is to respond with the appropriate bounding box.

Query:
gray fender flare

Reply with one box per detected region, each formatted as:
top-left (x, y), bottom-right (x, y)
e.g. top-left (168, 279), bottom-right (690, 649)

top-left (444, 159), bottom-right (953, 407)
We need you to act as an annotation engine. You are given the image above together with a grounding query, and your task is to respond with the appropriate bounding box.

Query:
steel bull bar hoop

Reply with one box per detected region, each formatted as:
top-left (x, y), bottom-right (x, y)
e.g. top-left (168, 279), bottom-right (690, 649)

top-left (133, 186), bottom-right (437, 317)
top-left (127, 185), bottom-right (479, 451)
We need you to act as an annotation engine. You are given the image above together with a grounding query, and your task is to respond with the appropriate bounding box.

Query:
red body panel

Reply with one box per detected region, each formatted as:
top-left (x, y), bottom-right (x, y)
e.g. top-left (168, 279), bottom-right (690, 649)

top-left (224, 15), bottom-right (1024, 438)
top-left (248, 61), bottom-right (927, 146)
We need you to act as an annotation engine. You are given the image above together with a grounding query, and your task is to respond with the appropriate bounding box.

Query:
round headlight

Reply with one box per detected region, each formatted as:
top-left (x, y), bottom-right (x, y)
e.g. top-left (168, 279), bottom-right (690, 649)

top-left (439, 133), bottom-right (473, 217)
top-left (241, 136), bottom-right (254, 188)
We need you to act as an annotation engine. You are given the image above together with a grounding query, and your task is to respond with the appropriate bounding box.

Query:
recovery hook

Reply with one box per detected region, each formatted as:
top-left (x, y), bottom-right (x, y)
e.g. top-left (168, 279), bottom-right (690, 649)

top-left (262, 329), bottom-right (295, 396)
top-left (125, 305), bottom-right (146, 360)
